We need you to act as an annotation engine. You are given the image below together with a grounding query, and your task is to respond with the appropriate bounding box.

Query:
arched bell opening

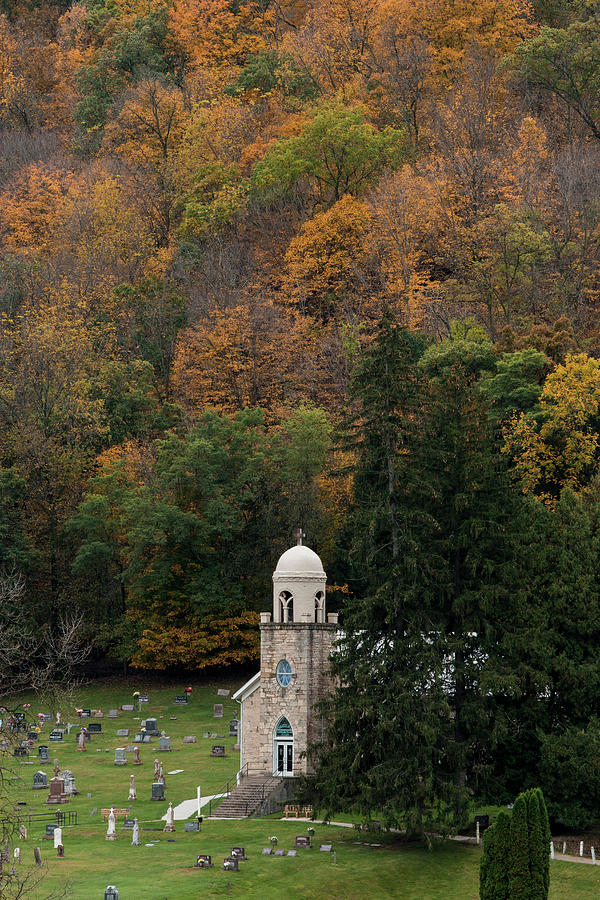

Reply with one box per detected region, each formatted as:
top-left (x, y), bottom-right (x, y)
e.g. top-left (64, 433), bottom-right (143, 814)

top-left (314, 590), bottom-right (325, 623)
top-left (279, 590), bottom-right (294, 623)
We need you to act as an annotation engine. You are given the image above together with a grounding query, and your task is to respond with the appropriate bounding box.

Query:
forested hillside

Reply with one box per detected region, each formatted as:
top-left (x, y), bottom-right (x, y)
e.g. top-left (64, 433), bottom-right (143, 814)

top-left (2, 0), bottom-right (600, 696)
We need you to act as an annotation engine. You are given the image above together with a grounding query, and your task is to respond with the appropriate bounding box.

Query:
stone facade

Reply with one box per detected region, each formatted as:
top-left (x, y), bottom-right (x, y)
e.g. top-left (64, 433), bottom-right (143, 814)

top-left (235, 542), bottom-right (338, 777)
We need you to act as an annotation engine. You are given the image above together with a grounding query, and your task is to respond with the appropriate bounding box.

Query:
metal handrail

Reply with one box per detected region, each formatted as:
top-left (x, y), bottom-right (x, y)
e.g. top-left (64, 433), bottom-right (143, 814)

top-left (244, 768), bottom-right (285, 817)
top-left (207, 763), bottom-right (249, 817)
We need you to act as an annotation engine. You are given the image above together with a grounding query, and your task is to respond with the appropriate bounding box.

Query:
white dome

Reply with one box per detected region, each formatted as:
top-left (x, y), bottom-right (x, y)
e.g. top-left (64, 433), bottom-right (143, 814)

top-left (274, 545), bottom-right (325, 576)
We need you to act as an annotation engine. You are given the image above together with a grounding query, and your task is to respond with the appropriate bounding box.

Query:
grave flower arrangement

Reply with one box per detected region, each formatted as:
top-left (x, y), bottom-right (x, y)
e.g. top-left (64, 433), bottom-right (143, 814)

top-left (132, 691), bottom-right (140, 698)
top-left (269, 835), bottom-right (278, 847)
top-left (307, 827), bottom-right (315, 838)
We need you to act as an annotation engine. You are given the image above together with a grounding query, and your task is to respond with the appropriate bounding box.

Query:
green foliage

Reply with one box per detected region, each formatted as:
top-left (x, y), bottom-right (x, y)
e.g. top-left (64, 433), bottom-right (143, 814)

top-left (250, 101), bottom-right (408, 205)
top-left (512, 20), bottom-right (600, 142)
top-left (0, 466), bottom-right (32, 571)
top-left (225, 50), bottom-right (318, 99)
top-left (480, 810), bottom-right (510, 900)
top-left (508, 794), bottom-right (532, 899)
top-left (538, 720), bottom-right (600, 828)
top-left (480, 349), bottom-right (550, 428)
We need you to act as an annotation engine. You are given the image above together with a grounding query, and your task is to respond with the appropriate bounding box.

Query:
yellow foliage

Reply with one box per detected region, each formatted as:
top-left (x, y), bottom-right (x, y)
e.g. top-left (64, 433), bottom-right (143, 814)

top-left (283, 195), bottom-right (377, 319)
top-left (504, 354), bottom-right (600, 504)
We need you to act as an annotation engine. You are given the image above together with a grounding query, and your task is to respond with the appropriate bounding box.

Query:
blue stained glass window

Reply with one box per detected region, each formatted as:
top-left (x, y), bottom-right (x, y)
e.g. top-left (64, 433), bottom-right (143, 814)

top-left (276, 659), bottom-right (292, 687)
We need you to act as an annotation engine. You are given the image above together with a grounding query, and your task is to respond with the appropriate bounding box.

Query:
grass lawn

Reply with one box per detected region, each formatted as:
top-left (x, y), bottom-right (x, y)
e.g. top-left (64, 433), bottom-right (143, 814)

top-left (2, 677), bottom-right (599, 899)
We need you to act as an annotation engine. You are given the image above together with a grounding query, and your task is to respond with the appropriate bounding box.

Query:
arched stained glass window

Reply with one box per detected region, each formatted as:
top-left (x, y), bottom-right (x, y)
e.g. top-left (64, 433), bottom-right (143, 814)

top-left (275, 716), bottom-right (293, 738)
top-left (276, 659), bottom-right (292, 687)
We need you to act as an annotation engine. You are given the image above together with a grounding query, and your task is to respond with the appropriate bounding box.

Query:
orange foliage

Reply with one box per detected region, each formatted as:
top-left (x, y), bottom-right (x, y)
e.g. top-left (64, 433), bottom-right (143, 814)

top-left (169, 0), bottom-right (267, 68)
top-left (0, 162), bottom-right (75, 255)
top-left (132, 611), bottom-right (260, 669)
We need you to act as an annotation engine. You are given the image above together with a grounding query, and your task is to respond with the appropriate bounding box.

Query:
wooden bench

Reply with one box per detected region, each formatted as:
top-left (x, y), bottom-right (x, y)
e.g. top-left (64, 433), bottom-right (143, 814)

top-left (284, 804), bottom-right (313, 819)
top-left (101, 808), bottom-right (129, 822)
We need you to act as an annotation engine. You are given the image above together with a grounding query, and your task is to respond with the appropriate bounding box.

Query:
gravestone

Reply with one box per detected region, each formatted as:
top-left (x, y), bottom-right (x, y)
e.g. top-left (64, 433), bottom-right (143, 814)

top-left (34, 847), bottom-right (42, 867)
top-left (195, 854), bottom-right (213, 868)
top-left (158, 736), bottom-right (170, 751)
top-left (116, 729), bottom-right (130, 738)
top-left (53, 827), bottom-right (62, 850)
top-left (145, 718), bottom-right (159, 736)
top-left (474, 814), bottom-right (490, 832)
top-left (45, 824), bottom-right (59, 839)
top-left (33, 771), bottom-right (47, 789)
top-left (28, 731), bottom-right (38, 741)
top-left (108, 710), bottom-right (119, 718)
top-left (41, 713), bottom-right (52, 722)
top-left (295, 836), bottom-right (311, 849)
top-left (174, 695), bottom-right (187, 705)
top-left (19, 825), bottom-right (27, 841)
top-left (274, 849), bottom-right (286, 856)
top-left (217, 689), bottom-right (230, 697)
top-left (122, 819), bottom-right (135, 830)
top-left (183, 736), bottom-right (196, 744)
top-left (133, 733), bottom-right (151, 743)
top-left (261, 848), bottom-right (272, 855)
top-left (287, 850), bottom-right (298, 857)
top-left (211, 733), bottom-right (217, 739)
top-left (81, 709), bottom-right (91, 718)
top-left (210, 746), bottom-right (226, 757)
top-left (49, 731), bottom-right (63, 742)
top-left (151, 782), bottom-right (165, 801)
top-left (61, 770), bottom-right (76, 795)
top-left (229, 717), bottom-right (238, 738)
top-left (104, 887), bottom-right (119, 900)
top-left (38, 746), bottom-right (49, 762)
top-left (94, 710), bottom-right (104, 718)
top-left (319, 844), bottom-right (333, 852)
top-left (46, 776), bottom-right (68, 805)
top-left (184, 822), bottom-right (199, 833)
top-left (88, 723), bottom-right (102, 734)
top-left (56, 844), bottom-right (64, 858)
top-left (230, 847), bottom-right (246, 860)
top-left (13, 746), bottom-right (27, 758)
top-left (223, 857), bottom-right (239, 871)
top-left (122, 704), bottom-right (134, 712)
top-left (213, 704), bottom-right (224, 718)
top-left (114, 748), bottom-right (127, 766)
top-left (202, 732), bottom-right (210, 739)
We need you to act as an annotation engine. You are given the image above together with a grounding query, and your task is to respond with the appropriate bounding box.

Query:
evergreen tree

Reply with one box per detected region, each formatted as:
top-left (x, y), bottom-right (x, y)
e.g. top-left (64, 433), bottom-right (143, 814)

top-left (535, 788), bottom-right (551, 896)
top-left (480, 810), bottom-right (511, 900)
top-left (509, 793), bottom-right (532, 899)
top-left (527, 790), bottom-right (546, 899)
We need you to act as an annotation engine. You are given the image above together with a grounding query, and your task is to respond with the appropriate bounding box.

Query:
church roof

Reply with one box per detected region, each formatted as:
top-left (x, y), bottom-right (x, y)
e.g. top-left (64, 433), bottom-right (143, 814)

top-left (274, 544), bottom-right (325, 576)
top-left (232, 671), bottom-right (260, 703)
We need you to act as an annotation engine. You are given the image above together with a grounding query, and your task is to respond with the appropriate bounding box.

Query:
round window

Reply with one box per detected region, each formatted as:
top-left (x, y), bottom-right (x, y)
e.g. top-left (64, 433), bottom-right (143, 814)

top-left (276, 659), bottom-right (292, 687)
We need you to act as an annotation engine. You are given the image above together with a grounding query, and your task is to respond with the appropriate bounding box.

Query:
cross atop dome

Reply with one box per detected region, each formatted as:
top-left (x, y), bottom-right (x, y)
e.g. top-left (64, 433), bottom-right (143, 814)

top-left (294, 527), bottom-right (305, 546)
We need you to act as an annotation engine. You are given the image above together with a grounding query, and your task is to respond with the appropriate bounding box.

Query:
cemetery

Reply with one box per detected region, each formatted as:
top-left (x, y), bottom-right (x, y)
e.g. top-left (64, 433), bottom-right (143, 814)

top-left (0, 679), bottom-right (599, 899)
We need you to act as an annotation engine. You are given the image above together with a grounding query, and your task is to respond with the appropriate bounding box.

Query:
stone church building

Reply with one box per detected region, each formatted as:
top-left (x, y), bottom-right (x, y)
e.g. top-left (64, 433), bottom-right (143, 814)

top-left (233, 538), bottom-right (338, 777)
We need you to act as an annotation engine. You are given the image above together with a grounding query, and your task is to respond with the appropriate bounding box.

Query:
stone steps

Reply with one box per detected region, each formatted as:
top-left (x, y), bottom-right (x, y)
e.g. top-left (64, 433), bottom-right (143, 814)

top-left (209, 775), bottom-right (284, 819)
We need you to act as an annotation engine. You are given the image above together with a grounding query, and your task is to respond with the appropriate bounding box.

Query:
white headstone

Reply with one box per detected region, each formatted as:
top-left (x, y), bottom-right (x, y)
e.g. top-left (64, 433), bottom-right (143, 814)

top-left (132, 818), bottom-right (140, 846)
top-left (580, 840), bottom-right (584, 857)
top-left (106, 808), bottom-right (116, 840)
top-left (550, 841), bottom-right (554, 859)
top-left (592, 846), bottom-right (596, 865)
top-left (53, 827), bottom-right (62, 850)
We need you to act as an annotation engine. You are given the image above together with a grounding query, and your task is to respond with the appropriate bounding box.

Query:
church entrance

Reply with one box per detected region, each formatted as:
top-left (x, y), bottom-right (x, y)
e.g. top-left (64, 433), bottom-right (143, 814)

top-left (274, 717), bottom-right (294, 776)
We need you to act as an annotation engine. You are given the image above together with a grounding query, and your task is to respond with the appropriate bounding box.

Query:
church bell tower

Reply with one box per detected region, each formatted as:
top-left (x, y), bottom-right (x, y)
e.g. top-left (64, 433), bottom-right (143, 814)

top-left (234, 531), bottom-right (338, 777)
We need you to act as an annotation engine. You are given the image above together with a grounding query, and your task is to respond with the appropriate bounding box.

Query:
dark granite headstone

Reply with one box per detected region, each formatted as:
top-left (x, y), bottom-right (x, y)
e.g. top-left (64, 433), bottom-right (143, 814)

top-left (45, 824), bottom-right (59, 838)
top-left (122, 819), bottom-right (135, 830)
top-left (81, 709), bottom-right (91, 718)
top-left (230, 847), bottom-right (247, 859)
top-left (195, 854), bottom-right (213, 868)
top-left (210, 745), bottom-right (226, 757)
top-left (223, 857), bottom-right (239, 871)
top-left (151, 782), bottom-right (165, 801)
top-left (88, 723), bottom-right (102, 734)
top-left (174, 695), bottom-right (188, 705)
top-left (13, 746), bottom-right (27, 758)
top-left (28, 731), bottom-right (38, 741)
top-left (145, 718), bottom-right (159, 736)
top-left (229, 718), bottom-right (238, 737)
top-left (38, 745), bottom-right (49, 762)
top-left (49, 731), bottom-right (63, 742)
